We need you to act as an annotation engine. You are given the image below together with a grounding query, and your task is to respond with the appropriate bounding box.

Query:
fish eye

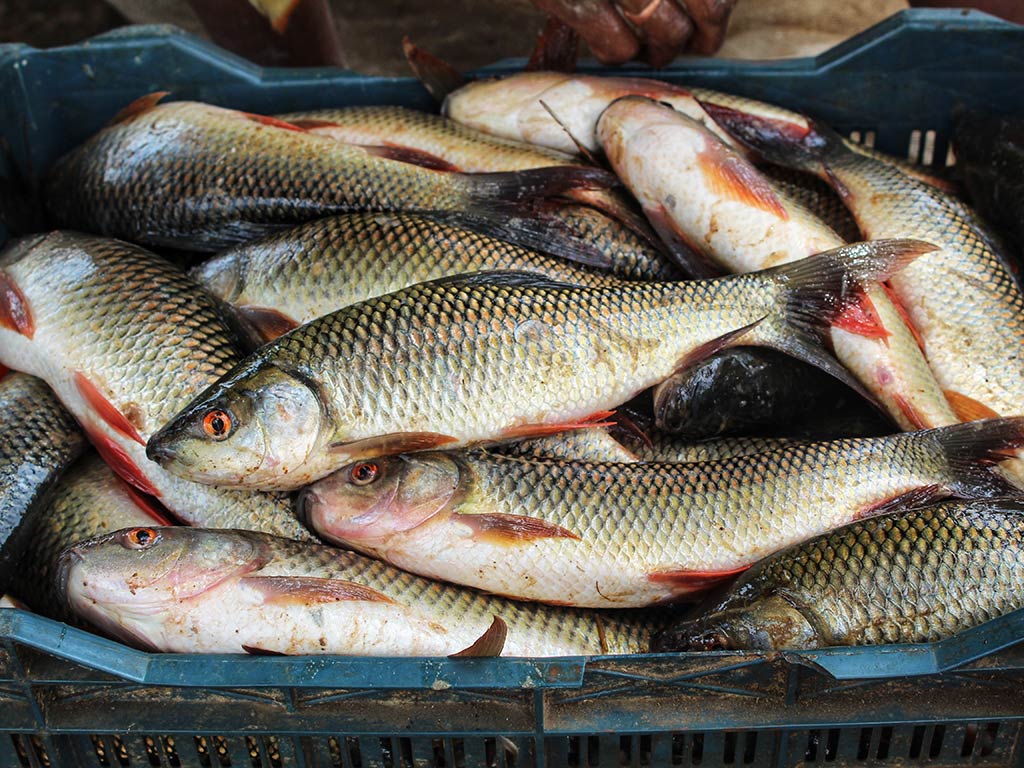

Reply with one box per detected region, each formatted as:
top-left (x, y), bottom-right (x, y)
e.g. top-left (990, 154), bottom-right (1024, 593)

top-left (122, 527), bottom-right (159, 550)
top-left (350, 461), bottom-right (379, 486)
top-left (202, 408), bottom-right (233, 440)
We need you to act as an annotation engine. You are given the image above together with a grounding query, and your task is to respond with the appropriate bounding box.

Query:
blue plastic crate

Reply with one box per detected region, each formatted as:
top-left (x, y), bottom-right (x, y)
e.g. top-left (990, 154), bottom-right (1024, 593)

top-left (1, 10), bottom-right (1024, 767)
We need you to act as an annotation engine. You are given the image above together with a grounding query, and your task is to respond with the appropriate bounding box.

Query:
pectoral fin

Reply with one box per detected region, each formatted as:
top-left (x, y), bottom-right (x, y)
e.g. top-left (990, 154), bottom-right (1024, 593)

top-left (243, 576), bottom-right (396, 605)
top-left (449, 616), bottom-right (508, 658)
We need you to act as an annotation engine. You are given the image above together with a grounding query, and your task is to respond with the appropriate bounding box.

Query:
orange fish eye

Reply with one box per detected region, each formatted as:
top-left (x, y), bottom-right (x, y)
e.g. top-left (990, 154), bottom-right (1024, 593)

top-left (350, 462), bottom-right (379, 486)
top-left (123, 527), bottom-right (159, 550)
top-left (202, 409), bottom-right (232, 440)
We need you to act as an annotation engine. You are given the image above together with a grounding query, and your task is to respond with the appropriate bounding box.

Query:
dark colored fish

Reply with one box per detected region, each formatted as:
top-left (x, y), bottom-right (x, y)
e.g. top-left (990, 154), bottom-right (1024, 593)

top-left (653, 499), bottom-right (1024, 651)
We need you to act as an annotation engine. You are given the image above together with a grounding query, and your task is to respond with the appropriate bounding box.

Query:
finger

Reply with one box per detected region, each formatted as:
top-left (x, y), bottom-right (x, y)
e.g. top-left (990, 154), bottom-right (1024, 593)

top-left (531, 0), bottom-right (642, 64)
top-left (676, 0), bottom-right (737, 55)
top-left (618, 0), bottom-right (693, 68)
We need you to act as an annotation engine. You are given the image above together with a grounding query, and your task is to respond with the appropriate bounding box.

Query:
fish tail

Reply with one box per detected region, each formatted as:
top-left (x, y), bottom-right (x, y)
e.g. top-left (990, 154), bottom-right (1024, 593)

top-left (753, 239), bottom-right (937, 404)
top-left (697, 99), bottom-right (848, 176)
top-left (929, 417), bottom-right (1024, 498)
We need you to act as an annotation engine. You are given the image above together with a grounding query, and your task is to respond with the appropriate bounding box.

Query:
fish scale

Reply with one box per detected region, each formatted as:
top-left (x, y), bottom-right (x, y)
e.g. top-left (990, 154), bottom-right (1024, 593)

top-left (656, 501), bottom-right (1024, 650)
top-left (0, 232), bottom-right (308, 539)
top-left (304, 419), bottom-right (1024, 608)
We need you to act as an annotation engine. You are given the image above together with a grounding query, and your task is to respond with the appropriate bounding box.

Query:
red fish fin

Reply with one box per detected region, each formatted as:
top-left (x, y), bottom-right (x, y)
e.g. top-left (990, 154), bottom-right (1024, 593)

top-left (328, 431), bottom-right (459, 458)
top-left (880, 281), bottom-right (926, 352)
top-left (454, 513), bottom-right (581, 544)
top-left (696, 144), bottom-right (788, 220)
top-left (122, 484), bottom-right (177, 526)
top-left (538, 100), bottom-right (601, 166)
top-left (892, 393), bottom-right (929, 430)
top-left (831, 292), bottom-right (891, 342)
top-left (449, 616), bottom-right (508, 658)
top-left (526, 15), bottom-right (579, 72)
top-left (74, 372), bottom-right (145, 445)
top-left (0, 272), bottom-right (34, 338)
top-left (82, 424), bottom-right (162, 498)
top-left (643, 204), bottom-right (725, 278)
top-left (944, 390), bottom-right (1001, 422)
top-left (858, 484), bottom-right (944, 519)
top-left (500, 411), bottom-right (616, 440)
top-left (402, 35), bottom-right (466, 104)
top-left (238, 305), bottom-right (300, 344)
top-left (647, 565), bottom-right (749, 594)
top-left (108, 92), bottom-right (170, 126)
top-left (242, 112), bottom-right (307, 132)
top-left (243, 645), bottom-right (286, 656)
top-left (242, 575), bottom-right (396, 605)
top-left (286, 118), bottom-right (343, 130)
top-left (361, 144), bottom-right (462, 173)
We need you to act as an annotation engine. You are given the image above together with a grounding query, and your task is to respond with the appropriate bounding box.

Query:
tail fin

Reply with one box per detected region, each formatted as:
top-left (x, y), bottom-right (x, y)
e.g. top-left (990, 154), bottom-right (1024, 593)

top-left (929, 417), bottom-right (1024, 498)
top-left (402, 36), bottom-right (466, 104)
top-left (752, 239), bottom-right (937, 402)
top-left (698, 100), bottom-right (848, 176)
top-left (461, 166), bottom-right (617, 206)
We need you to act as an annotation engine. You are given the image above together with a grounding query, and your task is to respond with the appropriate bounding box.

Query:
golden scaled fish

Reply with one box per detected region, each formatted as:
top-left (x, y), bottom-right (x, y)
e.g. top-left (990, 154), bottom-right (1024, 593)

top-left (0, 232), bottom-right (308, 539)
top-left (146, 239), bottom-right (931, 491)
top-left (653, 499), bottom-right (1024, 651)
top-left (59, 525), bottom-right (659, 656)
top-left (597, 96), bottom-right (957, 433)
top-left (300, 418), bottom-right (1024, 608)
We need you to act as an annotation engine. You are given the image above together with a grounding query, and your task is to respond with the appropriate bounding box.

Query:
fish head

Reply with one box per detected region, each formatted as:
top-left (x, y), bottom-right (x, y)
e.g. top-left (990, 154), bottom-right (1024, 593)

top-left (652, 595), bottom-right (821, 652)
top-left (57, 526), bottom-right (265, 647)
top-left (189, 250), bottom-right (243, 303)
top-left (146, 365), bottom-right (325, 488)
top-left (299, 452), bottom-right (463, 548)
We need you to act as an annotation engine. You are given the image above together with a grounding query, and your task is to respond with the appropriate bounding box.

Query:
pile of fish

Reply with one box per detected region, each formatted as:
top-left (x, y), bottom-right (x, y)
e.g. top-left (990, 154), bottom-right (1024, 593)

top-left (2, 70), bottom-right (1023, 658)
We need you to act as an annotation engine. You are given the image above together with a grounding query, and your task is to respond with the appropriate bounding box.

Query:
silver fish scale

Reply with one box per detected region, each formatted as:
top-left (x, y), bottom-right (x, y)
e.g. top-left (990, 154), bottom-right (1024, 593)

top-left (0, 233), bottom-right (307, 539)
top-left (715, 502), bottom-right (1024, 645)
top-left (455, 431), bottom-right (985, 573)
top-left (268, 275), bottom-right (771, 447)
top-left (251, 533), bottom-right (657, 654)
top-left (831, 153), bottom-right (1024, 420)
top-left (0, 373), bottom-right (85, 528)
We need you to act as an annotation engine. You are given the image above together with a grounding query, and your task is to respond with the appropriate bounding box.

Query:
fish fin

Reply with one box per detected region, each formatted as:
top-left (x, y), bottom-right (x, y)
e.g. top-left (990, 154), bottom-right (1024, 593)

top-left (928, 417), bottom-right (1024, 497)
top-left (858, 484), bottom-right (945, 519)
top-left (610, 411), bottom-right (653, 450)
top-left (642, 204), bottom-right (725, 278)
top-left (672, 320), bottom-right (765, 373)
top-left (237, 305), bottom-right (300, 344)
top-left (74, 372), bottom-right (145, 446)
top-left (697, 100), bottom-right (842, 176)
top-left (500, 410), bottom-right (616, 440)
top-left (526, 15), bottom-right (579, 72)
top-left (0, 271), bottom-right (34, 338)
top-left (462, 167), bottom-right (617, 206)
top-left (402, 35), bottom-right (466, 104)
top-left (426, 269), bottom-right (586, 292)
top-left (121, 483), bottom-right (177, 526)
top-left (944, 390), bottom-right (1001, 422)
top-left (243, 575), bottom-right (397, 605)
top-left (831, 292), bottom-right (891, 343)
top-left (752, 239), bottom-right (936, 407)
top-left (361, 144), bottom-right (462, 173)
top-left (242, 645), bottom-right (286, 656)
top-left (454, 512), bottom-right (581, 544)
top-left (241, 112), bottom-right (307, 132)
top-left (881, 281), bottom-right (926, 352)
top-left (82, 424), bottom-right (162, 498)
top-left (108, 92), bottom-right (170, 126)
top-left (449, 616), bottom-right (507, 658)
top-left (251, 0), bottom-right (302, 33)
top-left (328, 431), bottom-right (459, 458)
top-left (432, 206), bottom-right (615, 270)
top-left (892, 393), bottom-right (930, 430)
top-left (648, 565), bottom-right (748, 594)
top-left (286, 117), bottom-right (344, 130)
top-left (539, 100), bottom-right (601, 166)
top-left (695, 142), bottom-right (789, 220)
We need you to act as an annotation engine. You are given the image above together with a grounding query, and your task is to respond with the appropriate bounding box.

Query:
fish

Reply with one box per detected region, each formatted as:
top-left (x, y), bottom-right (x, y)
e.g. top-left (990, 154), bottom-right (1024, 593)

top-left (760, 166), bottom-right (860, 245)
top-left (190, 212), bottom-right (670, 345)
top-left (146, 239), bottom-right (930, 491)
top-left (0, 232), bottom-right (309, 539)
top-left (652, 499), bottom-right (1024, 651)
top-left (629, 434), bottom-right (791, 464)
top-left (43, 95), bottom-right (615, 260)
top-left (698, 95), bottom-right (1024, 447)
top-left (498, 428), bottom-right (640, 463)
top-left (8, 455), bottom-right (164, 621)
top-left (299, 418), bottom-right (1024, 608)
top-left (58, 525), bottom-right (659, 656)
top-left (0, 372), bottom-right (86, 592)
top-left (597, 96), bottom-right (958, 433)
